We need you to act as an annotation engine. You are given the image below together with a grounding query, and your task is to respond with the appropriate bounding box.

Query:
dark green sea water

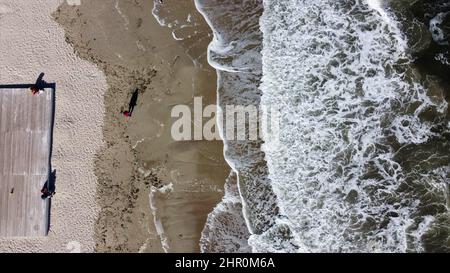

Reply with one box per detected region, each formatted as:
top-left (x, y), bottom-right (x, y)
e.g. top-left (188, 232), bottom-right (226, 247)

top-left (388, 0), bottom-right (449, 252)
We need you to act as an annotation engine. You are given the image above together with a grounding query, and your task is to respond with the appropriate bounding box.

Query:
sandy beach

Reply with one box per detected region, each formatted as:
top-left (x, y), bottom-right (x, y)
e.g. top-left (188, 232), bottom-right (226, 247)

top-left (0, 0), bottom-right (106, 252)
top-left (53, 0), bottom-right (229, 252)
top-left (0, 0), bottom-right (228, 253)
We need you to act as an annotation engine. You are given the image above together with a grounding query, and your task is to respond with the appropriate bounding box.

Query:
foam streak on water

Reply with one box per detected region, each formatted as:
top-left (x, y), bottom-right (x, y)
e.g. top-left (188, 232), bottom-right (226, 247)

top-left (259, 0), bottom-right (449, 252)
top-left (430, 12), bottom-right (450, 45)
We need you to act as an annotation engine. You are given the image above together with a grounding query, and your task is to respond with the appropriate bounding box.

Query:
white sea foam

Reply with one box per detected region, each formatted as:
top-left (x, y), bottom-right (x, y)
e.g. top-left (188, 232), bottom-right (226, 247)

top-left (153, 0), bottom-right (449, 253)
top-left (259, 0), bottom-right (448, 252)
top-left (114, 0), bottom-right (130, 30)
top-left (195, 0), bottom-right (281, 252)
top-left (200, 172), bottom-right (252, 253)
top-left (149, 185), bottom-right (170, 252)
top-left (430, 12), bottom-right (450, 46)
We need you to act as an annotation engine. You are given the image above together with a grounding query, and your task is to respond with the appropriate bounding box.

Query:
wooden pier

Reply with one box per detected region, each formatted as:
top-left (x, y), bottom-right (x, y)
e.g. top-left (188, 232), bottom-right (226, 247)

top-left (0, 87), bottom-right (54, 237)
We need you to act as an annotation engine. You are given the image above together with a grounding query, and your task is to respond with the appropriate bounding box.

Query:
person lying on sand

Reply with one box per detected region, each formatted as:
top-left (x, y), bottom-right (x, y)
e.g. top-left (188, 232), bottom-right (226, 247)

top-left (123, 89), bottom-right (139, 117)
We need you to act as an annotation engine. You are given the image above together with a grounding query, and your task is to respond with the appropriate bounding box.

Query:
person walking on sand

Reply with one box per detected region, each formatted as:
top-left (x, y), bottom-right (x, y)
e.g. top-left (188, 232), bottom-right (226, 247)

top-left (123, 89), bottom-right (139, 117)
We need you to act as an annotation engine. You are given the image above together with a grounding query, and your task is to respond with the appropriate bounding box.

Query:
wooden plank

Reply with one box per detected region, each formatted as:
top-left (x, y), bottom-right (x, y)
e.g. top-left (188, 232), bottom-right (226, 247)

top-left (0, 88), bottom-right (54, 237)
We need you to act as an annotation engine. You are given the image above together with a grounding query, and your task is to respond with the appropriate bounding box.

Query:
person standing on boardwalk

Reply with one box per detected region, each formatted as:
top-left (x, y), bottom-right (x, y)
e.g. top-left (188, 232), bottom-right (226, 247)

top-left (40, 186), bottom-right (55, 199)
top-left (30, 73), bottom-right (47, 95)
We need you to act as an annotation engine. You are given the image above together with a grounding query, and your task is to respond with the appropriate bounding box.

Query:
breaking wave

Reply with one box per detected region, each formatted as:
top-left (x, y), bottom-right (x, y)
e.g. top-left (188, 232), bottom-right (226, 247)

top-left (155, 0), bottom-right (450, 252)
top-left (259, 0), bottom-right (449, 252)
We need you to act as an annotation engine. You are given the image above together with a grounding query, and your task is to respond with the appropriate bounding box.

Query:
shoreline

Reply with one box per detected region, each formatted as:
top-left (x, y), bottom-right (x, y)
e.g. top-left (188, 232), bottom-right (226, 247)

top-left (54, 0), bottom-right (230, 252)
top-left (193, 0), bottom-right (279, 252)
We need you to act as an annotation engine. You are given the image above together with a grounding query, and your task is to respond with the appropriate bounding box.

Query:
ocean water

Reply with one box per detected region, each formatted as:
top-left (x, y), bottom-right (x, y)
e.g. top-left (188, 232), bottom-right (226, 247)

top-left (156, 0), bottom-right (450, 252)
top-left (259, 0), bottom-right (449, 252)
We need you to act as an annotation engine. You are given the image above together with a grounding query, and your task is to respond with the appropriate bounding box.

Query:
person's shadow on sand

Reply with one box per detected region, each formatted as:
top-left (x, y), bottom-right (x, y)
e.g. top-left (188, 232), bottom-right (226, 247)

top-left (34, 73), bottom-right (47, 88)
top-left (42, 170), bottom-right (56, 234)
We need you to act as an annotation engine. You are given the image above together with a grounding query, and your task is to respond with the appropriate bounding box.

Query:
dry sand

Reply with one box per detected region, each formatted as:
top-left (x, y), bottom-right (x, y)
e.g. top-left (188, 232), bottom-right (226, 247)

top-left (0, 0), bottom-right (106, 252)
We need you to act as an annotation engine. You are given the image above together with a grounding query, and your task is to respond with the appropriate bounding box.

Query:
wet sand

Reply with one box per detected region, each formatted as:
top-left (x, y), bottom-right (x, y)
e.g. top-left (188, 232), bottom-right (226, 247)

top-left (54, 0), bottom-right (229, 252)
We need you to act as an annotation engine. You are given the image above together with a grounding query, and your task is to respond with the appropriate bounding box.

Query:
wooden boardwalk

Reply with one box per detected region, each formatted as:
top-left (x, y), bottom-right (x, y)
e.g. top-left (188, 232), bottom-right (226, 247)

top-left (0, 88), bottom-right (54, 237)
